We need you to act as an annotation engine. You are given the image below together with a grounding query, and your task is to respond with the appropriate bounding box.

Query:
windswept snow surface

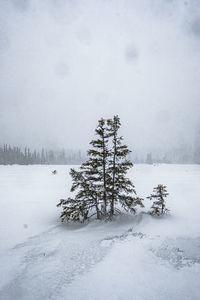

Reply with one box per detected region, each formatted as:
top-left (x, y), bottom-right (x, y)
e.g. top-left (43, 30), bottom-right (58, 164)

top-left (0, 164), bottom-right (200, 300)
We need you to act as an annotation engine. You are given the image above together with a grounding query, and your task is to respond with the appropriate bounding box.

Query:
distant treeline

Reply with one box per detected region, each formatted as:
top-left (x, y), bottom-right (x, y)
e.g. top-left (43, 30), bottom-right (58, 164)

top-left (133, 144), bottom-right (200, 164)
top-left (0, 145), bottom-right (85, 165)
top-left (0, 143), bottom-right (199, 165)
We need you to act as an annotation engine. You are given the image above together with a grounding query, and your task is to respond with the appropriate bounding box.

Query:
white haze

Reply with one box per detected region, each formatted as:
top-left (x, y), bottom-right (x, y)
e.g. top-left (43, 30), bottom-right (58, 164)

top-left (0, 0), bottom-right (200, 153)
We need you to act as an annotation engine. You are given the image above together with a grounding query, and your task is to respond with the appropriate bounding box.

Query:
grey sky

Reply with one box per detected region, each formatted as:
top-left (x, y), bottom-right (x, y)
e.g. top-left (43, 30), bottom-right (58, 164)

top-left (0, 0), bottom-right (200, 152)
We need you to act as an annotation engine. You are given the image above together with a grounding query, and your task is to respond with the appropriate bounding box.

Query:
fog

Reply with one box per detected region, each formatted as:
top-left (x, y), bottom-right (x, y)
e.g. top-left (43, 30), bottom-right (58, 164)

top-left (0, 0), bottom-right (200, 155)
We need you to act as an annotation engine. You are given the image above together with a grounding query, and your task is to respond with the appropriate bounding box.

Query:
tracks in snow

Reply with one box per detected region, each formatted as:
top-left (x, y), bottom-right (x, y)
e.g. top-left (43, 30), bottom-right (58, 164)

top-left (1, 225), bottom-right (200, 300)
top-left (0, 226), bottom-right (115, 300)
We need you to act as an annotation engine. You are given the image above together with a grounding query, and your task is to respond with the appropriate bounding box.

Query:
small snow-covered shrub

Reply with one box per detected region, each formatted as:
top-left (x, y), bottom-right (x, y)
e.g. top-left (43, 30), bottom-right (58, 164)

top-left (147, 184), bottom-right (169, 216)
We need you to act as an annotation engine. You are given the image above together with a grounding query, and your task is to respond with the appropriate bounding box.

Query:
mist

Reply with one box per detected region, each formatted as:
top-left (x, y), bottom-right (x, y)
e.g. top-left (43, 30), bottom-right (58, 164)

top-left (0, 0), bottom-right (200, 156)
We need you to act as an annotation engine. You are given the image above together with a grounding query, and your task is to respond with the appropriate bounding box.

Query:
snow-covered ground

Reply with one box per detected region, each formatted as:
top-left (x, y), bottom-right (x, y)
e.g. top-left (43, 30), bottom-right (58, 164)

top-left (0, 164), bottom-right (200, 300)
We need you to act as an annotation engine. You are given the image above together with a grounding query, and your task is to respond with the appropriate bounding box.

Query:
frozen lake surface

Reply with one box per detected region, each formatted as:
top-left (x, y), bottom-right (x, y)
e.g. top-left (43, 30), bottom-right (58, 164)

top-left (0, 164), bottom-right (200, 300)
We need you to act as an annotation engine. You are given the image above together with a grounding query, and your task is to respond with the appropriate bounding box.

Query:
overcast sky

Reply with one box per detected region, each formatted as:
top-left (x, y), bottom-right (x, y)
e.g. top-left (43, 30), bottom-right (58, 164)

top-left (0, 0), bottom-right (200, 152)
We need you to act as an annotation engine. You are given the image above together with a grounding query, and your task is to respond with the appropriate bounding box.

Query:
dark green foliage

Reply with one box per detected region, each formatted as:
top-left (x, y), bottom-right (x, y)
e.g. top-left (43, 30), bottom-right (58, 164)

top-left (57, 115), bottom-right (144, 222)
top-left (57, 168), bottom-right (101, 222)
top-left (57, 118), bottom-right (110, 222)
top-left (107, 115), bottom-right (144, 216)
top-left (147, 184), bottom-right (169, 216)
top-left (87, 118), bottom-right (110, 214)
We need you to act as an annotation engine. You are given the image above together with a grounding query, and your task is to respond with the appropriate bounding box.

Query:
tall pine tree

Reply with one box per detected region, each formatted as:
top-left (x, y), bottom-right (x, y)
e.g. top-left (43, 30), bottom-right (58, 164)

top-left (107, 115), bottom-right (144, 217)
top-left (88, 118), bottom-right (110, 215)
top-left (57, 118), bottom-right (110, 221)
top-left (57, 116), bottom-right (144, 222)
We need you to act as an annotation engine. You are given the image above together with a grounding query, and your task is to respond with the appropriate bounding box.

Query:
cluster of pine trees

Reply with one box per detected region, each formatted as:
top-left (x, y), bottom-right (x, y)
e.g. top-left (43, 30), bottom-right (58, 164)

top-left (57, 116), bottom-right (169, 222)
top-left (0, 145), bottom-right (84, 165)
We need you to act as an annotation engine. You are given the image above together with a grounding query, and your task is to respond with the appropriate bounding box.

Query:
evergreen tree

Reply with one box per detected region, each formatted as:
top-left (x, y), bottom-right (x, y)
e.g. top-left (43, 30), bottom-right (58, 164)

top-left (57, 167), bottom-right (101, 222)
top-left (107, 115), bottom-right (144, 217)
top-left (87, 118), bottom-right (110, 214)
top-left (57, 118), bottom-right (110, 221)
top-left (147, 184), bottom-right (169, 216)
top-left (41, 148), bottom-right (46, 164)
top-left (57, 116), bottom-right (144, 222)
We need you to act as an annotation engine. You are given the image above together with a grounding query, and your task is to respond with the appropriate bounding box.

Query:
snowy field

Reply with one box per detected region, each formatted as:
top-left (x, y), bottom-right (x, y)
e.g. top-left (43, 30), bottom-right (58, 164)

top-left (0, 164), bottom-right (200, 300)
